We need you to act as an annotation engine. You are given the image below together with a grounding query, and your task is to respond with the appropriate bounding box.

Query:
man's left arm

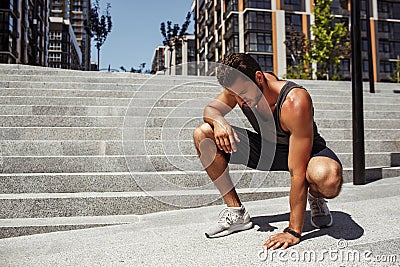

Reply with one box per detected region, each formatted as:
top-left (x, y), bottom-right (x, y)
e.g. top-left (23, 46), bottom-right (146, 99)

top-left (263, 89), bottom-right (313, 250)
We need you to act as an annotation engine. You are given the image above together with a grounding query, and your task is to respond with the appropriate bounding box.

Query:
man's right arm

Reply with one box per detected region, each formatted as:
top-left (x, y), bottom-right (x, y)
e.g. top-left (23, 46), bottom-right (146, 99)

top-left (203, 90), bottom-right (239, 153)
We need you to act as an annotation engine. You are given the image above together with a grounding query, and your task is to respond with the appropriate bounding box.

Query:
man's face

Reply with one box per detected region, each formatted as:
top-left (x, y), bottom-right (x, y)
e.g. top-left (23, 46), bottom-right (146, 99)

top-left (227, 77), bottom-right (263, 108)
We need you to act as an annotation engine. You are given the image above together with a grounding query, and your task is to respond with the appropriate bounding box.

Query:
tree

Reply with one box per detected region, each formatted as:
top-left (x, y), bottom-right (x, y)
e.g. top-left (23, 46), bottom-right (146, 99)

top-left (309, 0), bottom-right (350, 80)
top-left (84, 0), bottom-right (112, 70)
top-left (160, 12), bottom-right (191, 74)
top-left (389, 56), bottom-right (400, 83)
top-left (120, 63), bottom-right (150, 74)
top-left (284, 24), bottom-right (311, 79)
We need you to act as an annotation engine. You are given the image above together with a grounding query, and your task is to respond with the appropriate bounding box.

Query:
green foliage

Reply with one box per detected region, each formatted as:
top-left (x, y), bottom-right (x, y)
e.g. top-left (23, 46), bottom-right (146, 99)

top-left (284, 24), bottom-right (312, 79)
top-left (284, 64), bottom-right (312, 80)
top-left (84, 0), bottom-right (112, 69)
top-left (160, 12), bottom-right (191, 72)
top-left (388, 57), bottom-right (400, 83)
top-left (120, 63), bottom-right (150, 74)
top-left (309, 0), bottom-right (350, 80)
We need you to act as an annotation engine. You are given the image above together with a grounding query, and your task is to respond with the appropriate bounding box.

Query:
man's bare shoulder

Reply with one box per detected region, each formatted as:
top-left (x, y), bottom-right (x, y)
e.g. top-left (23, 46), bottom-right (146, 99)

top-left (280, 88), bottom-right (313, 132)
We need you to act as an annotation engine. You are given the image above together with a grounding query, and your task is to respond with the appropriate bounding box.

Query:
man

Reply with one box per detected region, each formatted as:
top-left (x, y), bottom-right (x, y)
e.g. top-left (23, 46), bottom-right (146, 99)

top-left (193, 53), bottom-right (343, 249)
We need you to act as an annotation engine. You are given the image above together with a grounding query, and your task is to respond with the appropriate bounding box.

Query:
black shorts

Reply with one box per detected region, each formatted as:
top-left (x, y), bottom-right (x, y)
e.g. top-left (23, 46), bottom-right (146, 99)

top-left (222, 126), bottom-right (342, 171)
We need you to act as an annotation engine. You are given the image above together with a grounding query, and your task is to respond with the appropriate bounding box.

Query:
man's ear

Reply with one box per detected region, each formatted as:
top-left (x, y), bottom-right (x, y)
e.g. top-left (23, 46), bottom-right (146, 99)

top-left (255, 71), bottom-right (265, 84)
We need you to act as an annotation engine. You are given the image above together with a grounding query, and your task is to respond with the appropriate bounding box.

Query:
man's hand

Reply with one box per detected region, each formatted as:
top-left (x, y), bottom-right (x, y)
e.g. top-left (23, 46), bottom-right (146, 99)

top-left (263, 232), bottom-right (300, 250)
top-left (213, 119), bottom-right (240, 153)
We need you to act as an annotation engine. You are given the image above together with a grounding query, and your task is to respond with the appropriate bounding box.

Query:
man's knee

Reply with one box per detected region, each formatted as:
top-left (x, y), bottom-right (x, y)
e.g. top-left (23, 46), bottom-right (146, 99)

top-left (308, 158), bottom-right (343, 199)
top-left (193, 123), bottom-right (213, 143)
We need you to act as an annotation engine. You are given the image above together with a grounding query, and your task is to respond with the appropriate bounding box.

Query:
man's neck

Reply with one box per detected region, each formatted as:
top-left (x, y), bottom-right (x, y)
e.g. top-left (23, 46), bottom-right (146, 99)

top-left (262, 72), bottom-right (281, 108)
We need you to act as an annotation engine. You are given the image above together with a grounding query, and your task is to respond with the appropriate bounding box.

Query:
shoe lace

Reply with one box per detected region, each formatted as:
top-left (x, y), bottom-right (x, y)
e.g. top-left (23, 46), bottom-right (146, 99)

top-left (310, 197), bottom-right (329, 216)
top-left (217, 208), bottom-right (240, 225)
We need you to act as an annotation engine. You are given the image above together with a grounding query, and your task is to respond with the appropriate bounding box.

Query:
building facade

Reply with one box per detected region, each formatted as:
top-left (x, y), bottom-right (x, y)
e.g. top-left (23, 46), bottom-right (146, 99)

top-left (50, 0), bottom-right (91, 70)
top-left (151, 46), bottom-right (166, 74)
top-left (194, 0), bottom-right (400, 81)
top-left (48, 17), bottom-right (82, 69)
top-left (0, 0), bottom-right (49, 66)
top-left (152, 35), bottom-right (197, 75)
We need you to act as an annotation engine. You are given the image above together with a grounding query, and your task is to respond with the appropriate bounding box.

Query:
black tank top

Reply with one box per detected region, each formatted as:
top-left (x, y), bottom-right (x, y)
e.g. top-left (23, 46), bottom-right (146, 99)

top-left (240, 80), bottom-right (326, 146)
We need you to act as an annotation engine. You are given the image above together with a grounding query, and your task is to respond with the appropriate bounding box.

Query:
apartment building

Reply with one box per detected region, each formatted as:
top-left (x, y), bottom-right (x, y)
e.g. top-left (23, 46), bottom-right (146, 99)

top-left (50, 0), bottom-right (91, 70)
top-left (194, 0), bottom-right (400, 81)
top-left (152, 35), bottom-right (197, 75)
top-left (0, 0), bottom-right (49, 66)
top-left (48, 16), bottom-right (82, 69)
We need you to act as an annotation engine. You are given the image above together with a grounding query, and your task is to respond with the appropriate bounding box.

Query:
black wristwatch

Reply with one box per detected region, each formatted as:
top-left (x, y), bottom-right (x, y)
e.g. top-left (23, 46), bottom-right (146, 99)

top-left (283, 227), bottom-right (301, 239)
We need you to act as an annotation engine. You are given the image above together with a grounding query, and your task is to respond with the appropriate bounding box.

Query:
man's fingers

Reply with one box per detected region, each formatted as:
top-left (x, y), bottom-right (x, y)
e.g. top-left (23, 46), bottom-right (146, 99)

top-left (215, 138), bottom-right (223, 151)
top-left (228, 133), bottom-right (237, 152)
top-left (272, 242), bottom-right (281, 250)
top-left (282, 242), bottom-right (289, 250)
top-left (232, 128), bottom-right (240, 143)
top-left (222, 136), bottom-right (231, 153)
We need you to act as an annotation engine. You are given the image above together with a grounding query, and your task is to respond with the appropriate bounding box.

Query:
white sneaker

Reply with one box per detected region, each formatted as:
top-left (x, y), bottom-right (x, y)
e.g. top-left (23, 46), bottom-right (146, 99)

top-left (205, 205), bottom-right (253, 238)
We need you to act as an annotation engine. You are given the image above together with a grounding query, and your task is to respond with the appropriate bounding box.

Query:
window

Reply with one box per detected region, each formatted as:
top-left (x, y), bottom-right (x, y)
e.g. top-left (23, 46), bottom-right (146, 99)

top-left (49, 31), bottom-right (62, 40)
top-left (251, 54), bottom-right (273, 72)
top-left (379, 61), bottom-right (393, 73)
top-left (226, 14), bottom-right (238, 32)
top-left (48, 52), bottom-right (61, 62)
top-left (379, 39), bottom-right (390, 53)
top-left (244, 11), bottom-right (272, 31)
top-left (283, 0), bottom-right (303, 11)
top-left (244, 0), bottom-right (271, 9)
top-left (285, 13), bottom-right (302, 33)
top-left (362, 60), bottom-right (369, 72)
top-left (361, 20), bottom-right (367, 31)
top-left (49, 42), bottom-right (62, 51)
top-left (226, 35), bottom-right (239, 54)
top-left (245, 32), bottom-right (272, 52)
top-left (340, 59), bottom-right (350, 72)
top-left (378, 21), bottom-right (389, 33)
top-left (362, 39), bottom-right (368, 52)
top-left (226, 0), bottom-right (238, 13)
top-left (378, 1), bottom-right (389, 13)
top-left (394, 42), bottom-right (400, 56)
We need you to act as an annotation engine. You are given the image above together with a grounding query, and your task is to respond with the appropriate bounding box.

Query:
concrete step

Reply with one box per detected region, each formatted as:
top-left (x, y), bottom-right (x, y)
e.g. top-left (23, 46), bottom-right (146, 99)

top-left (0, 170), bottom-right (291, 194)
top-left (0, 105), bottom-right (128, 116)
top-left (0, 152), bottom-right (398, 173)
top-left (318, 128), bottom-right (400, 140)
top-left (127, 107), bottom-right (400, 119)
top-left (2, 86), bottom-right (400, 106)
top-left (1, 166), bottom-right (399, 195)
top-left (0, 214), bottom-right (140, 239)
top-left (2, 115), bottom-right (400, 129)
top-left (0, 115), bottom-right (125, 127)
top-left (0, 188), bottom-right (290, 219)
top-left (0, 96), bottom-right (131, 106)
top-left (1, 102), bottom-right (399, 121)
top-left (0, 139), bottom-right (399, 157)
top-left (0, 127), bottom-right (122, 140)
top-left (1, 126), bottom-right (399, 141)
top-left (1, 95), bottom-right (399, 112)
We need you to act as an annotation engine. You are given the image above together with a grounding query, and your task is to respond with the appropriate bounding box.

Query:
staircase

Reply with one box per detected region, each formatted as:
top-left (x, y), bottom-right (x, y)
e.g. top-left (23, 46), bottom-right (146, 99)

top-left (0, 64), bottom-right (399, 238)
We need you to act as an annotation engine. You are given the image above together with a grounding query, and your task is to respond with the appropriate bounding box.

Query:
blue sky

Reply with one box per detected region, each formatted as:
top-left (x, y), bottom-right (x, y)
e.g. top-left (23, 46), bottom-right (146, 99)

top-left (91, 1), bottom-right (194, 71)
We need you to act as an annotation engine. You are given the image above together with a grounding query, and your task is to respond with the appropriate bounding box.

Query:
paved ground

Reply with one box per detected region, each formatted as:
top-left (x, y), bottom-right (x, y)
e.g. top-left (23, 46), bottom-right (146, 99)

top-left (1, 177), bottom-right (400, 267)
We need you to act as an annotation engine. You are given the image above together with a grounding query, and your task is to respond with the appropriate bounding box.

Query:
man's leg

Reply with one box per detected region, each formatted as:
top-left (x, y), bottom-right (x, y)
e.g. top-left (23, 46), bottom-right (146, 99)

top-left (193, 123), bottom-right (253, 238)
top-left (306, 155), bottom-right (343, 228)
top-left (193, 123), bottom-right (241, 207)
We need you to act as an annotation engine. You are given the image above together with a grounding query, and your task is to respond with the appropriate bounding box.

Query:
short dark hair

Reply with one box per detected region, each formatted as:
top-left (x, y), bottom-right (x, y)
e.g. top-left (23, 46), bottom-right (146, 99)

top-left (217, 53), bottom-right (262, 87)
